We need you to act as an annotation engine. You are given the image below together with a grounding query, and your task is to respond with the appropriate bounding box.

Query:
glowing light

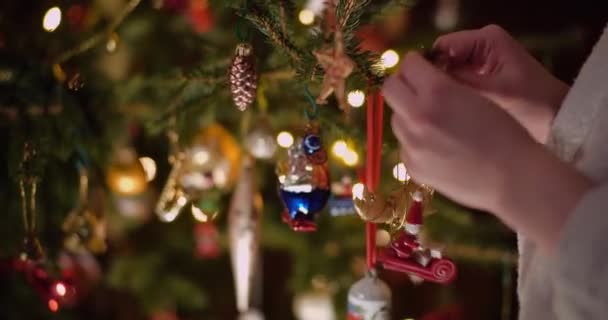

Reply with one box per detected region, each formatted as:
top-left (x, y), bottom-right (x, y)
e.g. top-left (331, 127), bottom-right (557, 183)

top-left (342, 149), bottom-right (359, 167)
top-left (159, 196), bottom-right (187, 223)
top-left (116, 176), bottom-right (137, 193)
top-left (277, 131), bottom-right (294, 148)
top-left (352, 183), bottom-right (365, 200)
top-left (298, 9), bottom-right (315, 25)
top-left (106, 34), bottom-right (118, 53)
top-left (43, 7), bottom-right (62, 32)
top-left (392, 162), bottom-right (409, 182)
top-left (192, 148), bottom-right (210, 165)
top-left (48, 299), bottom-right (59, 312)
top-left (191, 204), bottom-right (209, 222)
top-left (54, 282), bottom-right (67, 297)
top-left (347, 90), bottom-right (366, 108)
top-left (381, 49), bottom-right (400, 69)
top-left (138, 157), bottom-right (157, 182)
top-left (331, 140), bottom-right (348, 158)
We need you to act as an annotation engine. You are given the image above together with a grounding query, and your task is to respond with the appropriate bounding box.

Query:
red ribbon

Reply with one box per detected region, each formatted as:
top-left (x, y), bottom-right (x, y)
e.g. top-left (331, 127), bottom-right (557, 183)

top-left (365, 88), bottom-right (384, 269)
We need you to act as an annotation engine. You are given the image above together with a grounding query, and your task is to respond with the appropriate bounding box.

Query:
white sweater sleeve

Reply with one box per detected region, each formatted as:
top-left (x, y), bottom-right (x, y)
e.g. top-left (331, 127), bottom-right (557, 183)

top-left (553, 183), bottom-right (608, 319)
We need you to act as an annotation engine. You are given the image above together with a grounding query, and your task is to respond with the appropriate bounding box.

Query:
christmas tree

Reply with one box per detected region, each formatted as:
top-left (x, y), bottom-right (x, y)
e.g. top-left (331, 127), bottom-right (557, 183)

top-left (0, 0), bottom-right (603, 319)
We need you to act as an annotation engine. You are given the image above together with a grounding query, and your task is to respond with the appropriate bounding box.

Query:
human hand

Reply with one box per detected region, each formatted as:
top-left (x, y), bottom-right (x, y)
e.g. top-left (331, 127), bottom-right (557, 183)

top-left (433, 25), bottom-right (569, 143)
top-left (383, 52), bottom-right (592, 253)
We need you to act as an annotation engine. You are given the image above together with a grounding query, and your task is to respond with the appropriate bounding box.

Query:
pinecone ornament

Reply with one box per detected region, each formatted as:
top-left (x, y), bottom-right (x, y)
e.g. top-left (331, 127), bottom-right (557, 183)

top-left (229, 43), bottom-right (258, 111)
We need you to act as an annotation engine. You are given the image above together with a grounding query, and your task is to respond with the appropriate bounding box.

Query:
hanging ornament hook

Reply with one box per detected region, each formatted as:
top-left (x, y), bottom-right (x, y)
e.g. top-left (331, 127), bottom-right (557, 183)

top-left (303, 85), bottom-right (319, 120)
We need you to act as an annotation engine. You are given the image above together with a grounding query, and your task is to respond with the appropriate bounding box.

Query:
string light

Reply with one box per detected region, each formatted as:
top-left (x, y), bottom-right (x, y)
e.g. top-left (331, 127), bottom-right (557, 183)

top-left (48, 299), bottom-right (59, 312)
top-left (298, 9), bottom-right (315, 25)
top-left (380, 49), bottom-right (400, 69)
top-left (43, 7), bottom-right (62, 32)
top-left (347, 90), bottom-right (366, 108)
top-left (331, 140), bottom-right (348, 158)
top-left (392, 162), bottom-right (409, 182)
top-left (54, 282), bottom-right (67, 297)
top-left (277, 131), bottom-right (294, 148)
top-left (138, 157), bottom-right (157, 182)
top-left (342, 149), bottom-right (359, 167)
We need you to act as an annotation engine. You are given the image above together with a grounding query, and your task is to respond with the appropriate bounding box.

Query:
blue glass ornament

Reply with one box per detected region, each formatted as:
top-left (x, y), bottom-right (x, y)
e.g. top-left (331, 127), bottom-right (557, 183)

top-left (302, 134), bottom-right (322, 155)
top-left (279, 188), bottom-right (331, 222)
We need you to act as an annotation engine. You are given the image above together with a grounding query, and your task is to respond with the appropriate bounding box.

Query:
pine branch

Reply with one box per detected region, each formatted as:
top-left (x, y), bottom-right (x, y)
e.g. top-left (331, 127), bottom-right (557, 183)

top-left (241, 6), bottom-right (306, 66)
top-left (54, 0), bottom-right (142, 64)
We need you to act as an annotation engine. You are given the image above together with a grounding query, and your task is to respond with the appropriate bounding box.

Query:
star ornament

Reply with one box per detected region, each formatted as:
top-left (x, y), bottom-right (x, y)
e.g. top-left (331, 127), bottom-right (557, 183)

top-left (313, 30), bottom-right (356, 114)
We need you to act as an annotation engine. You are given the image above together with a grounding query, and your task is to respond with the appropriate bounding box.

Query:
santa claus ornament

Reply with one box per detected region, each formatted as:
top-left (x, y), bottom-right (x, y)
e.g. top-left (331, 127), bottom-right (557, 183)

top-left (380, 188), bottom-right (457, 284)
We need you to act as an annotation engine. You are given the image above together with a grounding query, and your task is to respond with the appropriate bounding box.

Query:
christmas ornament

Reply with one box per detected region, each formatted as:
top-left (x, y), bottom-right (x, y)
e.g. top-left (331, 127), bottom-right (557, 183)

top-left (294, 290), bottom-right (336, 320)
top-left (228, 157), bottom-right (261, 314)
top-left (380, 186), bottom-right (458, 284)
top-left (229, 43), bottom-right (258, 111)
top-left (156, 153), bottom-right (188, 222)
top-left (277, 124), bottom-right (330, 232)
top-left (328, 175), bottom-right (355, 216)
top-left (244, 118), bottom-right (277, 160)
top-left (18, 144), bottom-right (44, 262)
top-left (194, 222), bottom-right (220, 259)
top-left (188, 0), bottom-right (215, 33)
top-left (156, 124), bottom-right (240, 222)
top-left (313, 29), bottom-right (355, 113)
top-left (347, 269), bottom-right (391, 320)
top-left (106, 147), bottom-right (147, 196)
top-left (63, 166), bottom-right (107, 254)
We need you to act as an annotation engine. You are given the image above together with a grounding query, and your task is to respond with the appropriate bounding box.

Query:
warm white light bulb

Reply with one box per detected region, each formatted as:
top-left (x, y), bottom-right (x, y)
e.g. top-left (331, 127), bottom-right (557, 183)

top-left (277, 131), bottom-right (294, 148)
top-left (331, 140), bottom-right (348, 158)
top-left (347, 90), bottom-right (366, 108)
top-left (392, 162), bottom-right (409, 182)
top-left (191, 204), bottom-right (209, 222)
top-left (43, 7), bottom-right (62, 32)
top-left (381, 49), bottom-right (400, 69)
top-left (298, 9), bottom-right (315, 25)
top-left (342, 149), bottom-right (359, 167)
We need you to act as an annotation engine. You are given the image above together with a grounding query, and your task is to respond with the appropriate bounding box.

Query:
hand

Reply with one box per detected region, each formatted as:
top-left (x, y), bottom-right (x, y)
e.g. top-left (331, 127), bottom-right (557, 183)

top-left (383, 52), bottom-right (592, 253)
top-left (433, 25), bottom-right (569, 143)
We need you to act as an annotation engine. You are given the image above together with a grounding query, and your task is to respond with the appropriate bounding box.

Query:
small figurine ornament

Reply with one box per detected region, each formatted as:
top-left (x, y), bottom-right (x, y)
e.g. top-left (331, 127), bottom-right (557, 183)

top-left (277, 124), bottom-right (330, 232)
top-left (313, 29), bottom-right (355, 114)
top-left (380, 189), bottom-right (457, 284)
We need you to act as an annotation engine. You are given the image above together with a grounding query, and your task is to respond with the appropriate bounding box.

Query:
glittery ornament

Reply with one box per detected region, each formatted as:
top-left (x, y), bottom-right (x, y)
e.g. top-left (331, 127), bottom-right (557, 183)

top-left (230, 43), bottom-right (258, 111)
top-left (347, 269), bottom-right (391, 320)
top-left (277, 127), bottom-right (330, 232)
top-left (245, 119), bottom-right (277, 160)
top-left (313, 30), bottom-right (355, 113)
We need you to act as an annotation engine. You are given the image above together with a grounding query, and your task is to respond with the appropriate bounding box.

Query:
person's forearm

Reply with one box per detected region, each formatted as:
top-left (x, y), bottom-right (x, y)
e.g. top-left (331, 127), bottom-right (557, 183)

top-left (489, 141), bottom-right (592, 254)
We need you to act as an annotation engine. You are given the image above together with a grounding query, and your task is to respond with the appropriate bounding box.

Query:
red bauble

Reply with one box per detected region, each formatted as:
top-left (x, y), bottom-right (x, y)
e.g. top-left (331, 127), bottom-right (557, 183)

top-left (188, 0), bottom-right (215, 33)
top-left (194, 222), bottom-right (221, 259)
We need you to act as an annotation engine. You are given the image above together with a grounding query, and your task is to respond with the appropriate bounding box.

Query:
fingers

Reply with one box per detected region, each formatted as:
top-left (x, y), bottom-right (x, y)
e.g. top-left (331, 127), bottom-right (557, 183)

top-left (382, 71), bottom-right (416, 120)
top-left (433, 28), bottom-right (484, 65)
top-left (398, 52), bottom-right (450, 92)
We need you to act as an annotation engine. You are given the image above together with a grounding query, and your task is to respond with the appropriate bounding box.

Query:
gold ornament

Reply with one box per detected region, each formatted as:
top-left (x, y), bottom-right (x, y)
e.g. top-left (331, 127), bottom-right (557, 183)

top-left (313, 29), bottom-right (355, 113)
top-left (106, 147), bottom-right (147, 196)
top-left (353, 180), bottom-right (434, 230)
top-left (156, 153), bottom-right (188, 222)
top-left (63, 167), bottom-right (107, 254)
